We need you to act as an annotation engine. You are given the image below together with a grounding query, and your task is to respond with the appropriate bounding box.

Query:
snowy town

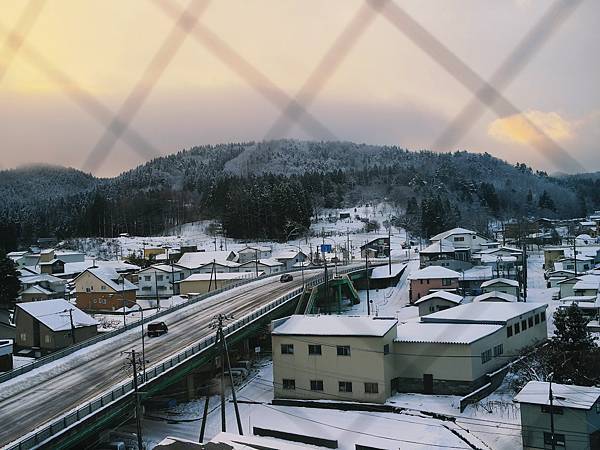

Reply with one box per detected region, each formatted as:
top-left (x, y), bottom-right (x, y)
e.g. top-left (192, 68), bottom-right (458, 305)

top-left (1, 206), bottom-right (600, 450)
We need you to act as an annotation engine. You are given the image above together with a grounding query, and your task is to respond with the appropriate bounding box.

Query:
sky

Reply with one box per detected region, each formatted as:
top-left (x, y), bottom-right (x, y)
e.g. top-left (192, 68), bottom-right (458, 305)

top-left (0, 0), bottom-right (598, 177)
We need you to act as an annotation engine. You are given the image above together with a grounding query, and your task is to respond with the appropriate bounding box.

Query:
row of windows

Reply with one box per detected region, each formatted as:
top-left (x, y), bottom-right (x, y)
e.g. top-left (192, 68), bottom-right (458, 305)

top-left (418, 278), bottom-right (453, 285)
top-left (282, 379), bottom-right (379, 394)
top-left (281, 343), bottom-right (390, 356)
top-left (506, 311), bottom-right (546, 338)
top-left (481, 344), bottom-right (504, 364)
top-left (141, 286), bottom-right (171, 291)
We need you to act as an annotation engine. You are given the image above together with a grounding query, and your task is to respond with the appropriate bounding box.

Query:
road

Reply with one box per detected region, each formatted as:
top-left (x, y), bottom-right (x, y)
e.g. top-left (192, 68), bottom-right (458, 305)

top-left (0, 272), bottom-right (321, 447)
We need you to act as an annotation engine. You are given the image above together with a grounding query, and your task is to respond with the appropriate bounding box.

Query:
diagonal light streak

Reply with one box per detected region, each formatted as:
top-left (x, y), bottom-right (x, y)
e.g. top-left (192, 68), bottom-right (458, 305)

top-left (434, 0), bottom-right (583, 154)
top-left (150, 0), bottom-right (336, 142)
top-left (371, 0), bottom-right (583, 172)
top-left (0, 0), bottom-right (46, 82)
top-left (82, 0), bottom-right (210, 173)
top-left (264, 0), bottom-right (386, 141)
top-left (0, 21), bottom-right (161, 166)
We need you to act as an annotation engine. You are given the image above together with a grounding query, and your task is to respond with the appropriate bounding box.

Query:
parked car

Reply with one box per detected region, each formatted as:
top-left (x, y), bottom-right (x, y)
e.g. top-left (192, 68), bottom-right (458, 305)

top-left (280, 274), bottom-right (293, 283)
top-left (147, 322), bottom-right (168, 337)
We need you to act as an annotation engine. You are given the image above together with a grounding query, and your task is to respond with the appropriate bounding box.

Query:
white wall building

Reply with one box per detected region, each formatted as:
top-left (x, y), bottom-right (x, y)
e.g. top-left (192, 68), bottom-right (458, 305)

top-left (137, 264), bottom-right (190, 298)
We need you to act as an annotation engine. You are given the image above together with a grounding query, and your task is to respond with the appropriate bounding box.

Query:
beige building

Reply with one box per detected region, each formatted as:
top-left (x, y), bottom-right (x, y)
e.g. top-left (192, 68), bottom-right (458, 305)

top-left (272, 315), bottom-right (397, 403)
top-left (73, 267), bottom-right (137, 311)
top-left (178, 272), bottom-right (257, 295)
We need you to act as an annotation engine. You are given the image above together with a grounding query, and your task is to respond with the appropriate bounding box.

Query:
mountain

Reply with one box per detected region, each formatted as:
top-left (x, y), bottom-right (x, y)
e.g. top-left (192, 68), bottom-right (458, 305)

top-left (1, 140), bottom-right (599, 250)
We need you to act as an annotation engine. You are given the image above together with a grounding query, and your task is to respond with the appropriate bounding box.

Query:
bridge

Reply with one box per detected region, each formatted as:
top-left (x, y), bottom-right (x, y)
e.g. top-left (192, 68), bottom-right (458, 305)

top-left (0, 265), bottom-right (368, 450)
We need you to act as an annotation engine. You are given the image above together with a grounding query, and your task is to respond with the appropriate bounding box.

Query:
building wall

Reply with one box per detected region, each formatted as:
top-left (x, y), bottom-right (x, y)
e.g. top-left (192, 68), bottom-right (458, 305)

top-left (559, 281), bottom-right (577, 299)
top-left (75, 290), bottom-right (136, 311)
top-left (482, 284), bottom-right (519, 298)
top-left (272, 330), bottom-right (396, 403)
top-left (14, 308), bottom-right (37, 348)
top-left (544, 249), bottom-right (565, 269)
top-left (239, 264), bottom-right (281, 275)
top-left (20, 292), bottom-right (52, 302)
top-left (38, 322), bottom-right (97, 352)
top-left (409, 278), bottom-right (459, 303)
top-left (420, 258), bottom-right (473, 272)
top-left (195, 265), bottom-right (240, 274)
top-left (417, 298), bottom-right (458, 317)
top-left (238, 249), bottom-right (272, 264)
top-left (521, 403), bottom-right (595, 450)
top-left (137, 268), bottom-right (188, 298)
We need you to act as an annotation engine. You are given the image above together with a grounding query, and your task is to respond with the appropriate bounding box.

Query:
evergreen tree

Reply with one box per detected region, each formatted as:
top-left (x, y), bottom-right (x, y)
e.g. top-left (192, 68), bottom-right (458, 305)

top-left (538, 190), bottom-right (556, 212)
top-left (0, 254), bottom-right (21, 309)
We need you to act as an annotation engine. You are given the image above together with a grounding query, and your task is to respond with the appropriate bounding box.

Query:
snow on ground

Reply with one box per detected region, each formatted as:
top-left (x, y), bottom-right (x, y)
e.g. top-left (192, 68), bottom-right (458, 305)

top-left (136, 361), bottom-right (478, 450)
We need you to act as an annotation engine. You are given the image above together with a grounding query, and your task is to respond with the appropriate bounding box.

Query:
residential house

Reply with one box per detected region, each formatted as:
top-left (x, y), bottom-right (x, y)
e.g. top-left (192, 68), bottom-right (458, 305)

top-left (178, 272), bottom-right (257, 295)
top-left (14, 299), bottom-right (98, 353)
top-left (458, 265), bottom-right (495, 294)
top-left (73, 267), bottom-right (137, 311)
top-left (515, 381), bottom-right (600, 450)
top-left (555, 256), bottom-right (594, 274)
top-left (557, 296), bottom-right (599, 318)
top-left (408, 266), bottom-right (460, 303)
top-left (176, 251), bottom-right (238, 272)
top-left (272, 315), bottom-right (398, 403)
top-left (143, 247), bottom-right (166, 260)
top-left (546, 269), bottom-right (575, 288)
top-left (239, 258), bottom-right (284, 275)
top-left (414, 291), bottom-right (463, 317)
top-left (558, 274), bottom-right (600, 299)
top-left (473, 291), bottom-right (518, 303)
top-left (273, 250), bottom-right (307, 271)
top-left (369, 263), bottom-right (406, 289)
top-left (19, 274), bottom-right (66, 302)
top-left (419, 227), bottom-right (494, 270)
top-left (360, 237), bottom-right (390, 259)
top-left (480, 278), bottom-right (520, 299)
top-left (137, 264), bottom-right (190, 299)
top-left (237, 246), bottom-right (272, 264)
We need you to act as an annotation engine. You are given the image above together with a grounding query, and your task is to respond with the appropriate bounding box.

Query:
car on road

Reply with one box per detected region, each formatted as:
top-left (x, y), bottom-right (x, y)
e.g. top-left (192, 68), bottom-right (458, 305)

top-left (147, 321), bottom-right (168, 337)
top-left (280, 274), bottom-right (293, 283)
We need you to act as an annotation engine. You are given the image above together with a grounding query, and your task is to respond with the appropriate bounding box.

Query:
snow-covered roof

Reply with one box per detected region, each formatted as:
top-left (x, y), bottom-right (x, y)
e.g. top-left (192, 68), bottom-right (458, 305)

top-left (573, 276), bottom-right (600, 291)
top-left (272, 250), bottom-right (306, 260)
top-left (515, 381), bottom-right (600, 410)
top-left (461, 266), bottom-right (494, 281)
top-left (430, 227), bottom-right (477, 241)
top-left (20, 285), bottom-right (54, 296)
top-left (58, 260), bottom-right (140, 277)
top-left (558, 255), bottom-right (594, 262)
top-left (481, 278), bottom-right (519, 288)
top-left (180, 272), bottom-right (256, 282)
top-left (85, 267), bottom-right (137, 292)
top-left (414, 290), bottom-right (463, 305)
top-left (473, 291), bottom-right (518, 303)
top-left (239, 245), bottom-right (272, 253)
top-left (420, 241), bottom-right (455, 254)
top-left (177, 251), bottom-right (237, 269)
top-left (421, 302), bottom-right (547, 325)
top-left (20, 274), bottom-right (65, 285)
top-left (239, 258), bottom-right (283, 267)
top-left (408, 266), bottom-right (460, 280)
top-left (480, 254), bottom-right (517, 264)
top-left (139, 264), bottom-right (185, 274)
top-left (558, 295), bottom-right (598, 303)
top-left (16, 299), bottom-right (98, 331)
top-left (272, 315), bottom-right (397, 337)
top-left (395, 322), bottom-right (502, 345)
top-left (370, 263), bottom-right (406, 279)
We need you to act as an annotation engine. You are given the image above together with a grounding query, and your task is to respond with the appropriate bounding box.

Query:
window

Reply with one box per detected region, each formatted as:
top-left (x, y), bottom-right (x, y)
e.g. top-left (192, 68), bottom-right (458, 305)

top-left (144, 276), bottom-right (151, 281)
top-left (100, 285), bottom-right (106, 291)
top-left (442, 278), bottom-right (452, 286)
top-left (528, 317), bottom-right (534, 328)
top-left (420, 279), bottom-right (423, 285)
top-left (337, 345), bottom-right (351, 356)
top-left (384, 344), bottom-right (390, 355)
top-left (426, 279), bottom-right (430, 284)
top-left (156, 275), bottom-right (163, 281)
top-left (338, 381), bottom-right (353, 393)
top-left (541, 405), bottom-right (564, 415)
top-left (481, 349), bottom-right (492, 364)
top-left (521, 320), bottom-right (527, 331)
top-left (514, 322), bottom-right (520, 334)
top-left (142, 286), bottom-right (151, 291)
top-left (364, 383), bottom-right (379, 394)
top-left (541, 311), bottom-right (546, 322)
top-left (44, 335), bottom-right (51, 344)
top-left (282, 379), bottom-right (295, 390)
top-left (493, 344), bottom-right (504, 357)
top-left (19, 333), bottom-right (26, 341)
top-left (310, 380), bottom-right (324, 391)
top-left (454, 237), bottom-right (465, 242)
top-left (280, 344), bottom-right (294, 355)
top-left (543, 432), bottom-right (565, 448)
top-left (506, 325), bottom-right (513, 338)
top-left (308, 344), bottom-right (322, 355)
top-left (158, 285), bottom-right (166, 290)
top-left (429, 306), bottom-right (435, 313)
top-left (535, 314), bottom-right (540, 325)
top-left (86, 287), bottom-right (91, 293)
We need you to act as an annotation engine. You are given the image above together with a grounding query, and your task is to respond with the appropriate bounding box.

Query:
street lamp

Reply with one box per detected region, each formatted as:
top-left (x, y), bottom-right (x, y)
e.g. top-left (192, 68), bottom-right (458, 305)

top-left (127, 302), bottom-right (147, 382)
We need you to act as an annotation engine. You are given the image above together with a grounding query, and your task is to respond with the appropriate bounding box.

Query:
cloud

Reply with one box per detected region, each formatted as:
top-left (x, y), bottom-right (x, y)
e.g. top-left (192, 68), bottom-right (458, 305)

top-left (487, 110), bottom-right (575, 145)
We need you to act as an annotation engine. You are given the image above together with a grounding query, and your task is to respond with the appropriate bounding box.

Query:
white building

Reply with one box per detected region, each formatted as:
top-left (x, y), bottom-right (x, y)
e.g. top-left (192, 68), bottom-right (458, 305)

top-left (414, 291), bottom-right (463, 317)
top-left (237, 246), bottom-right (272, 264)
top-left (473, 291), bottom-right (518, 303)
top-left (176, 251), bottom-right (237, 272)
top-left (272, 250), bottom-right (307, 271)
top-left (480, 278), bottom-right (520, 299)
top-left (137, 264), bottom-right (190, 298)
top-left (239, 258), bottom-right (284, 275)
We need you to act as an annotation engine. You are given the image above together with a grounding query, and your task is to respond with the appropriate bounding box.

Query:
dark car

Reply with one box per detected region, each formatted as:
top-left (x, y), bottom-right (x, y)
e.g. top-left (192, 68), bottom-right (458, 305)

top-left (147, 322), bottom-right (168, 337)
top-left (280, 273), bottom-right (293, 283)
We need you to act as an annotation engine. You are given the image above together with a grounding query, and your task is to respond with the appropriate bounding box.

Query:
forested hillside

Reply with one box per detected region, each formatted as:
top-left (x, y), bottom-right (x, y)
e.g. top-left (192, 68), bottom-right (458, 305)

top-left (1, 140), bottom-right (599, 251)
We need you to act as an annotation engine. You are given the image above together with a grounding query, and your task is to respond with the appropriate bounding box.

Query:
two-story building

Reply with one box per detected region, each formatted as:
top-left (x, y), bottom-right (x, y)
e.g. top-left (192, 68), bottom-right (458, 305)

top-left (137, 264), bottom-right (190, 298)
top-left (273, 250), bottom-right (308, 271)
top-left (73, 267), bottom-right (137, 311)
top-left (237, 246), bottom-right (272, 264)
top-left (408, 266), bottom-right (461, 303)
top-left (515, 381), bottom-right (600, 450)
top-left (480, 278), bottom-right (520, 299)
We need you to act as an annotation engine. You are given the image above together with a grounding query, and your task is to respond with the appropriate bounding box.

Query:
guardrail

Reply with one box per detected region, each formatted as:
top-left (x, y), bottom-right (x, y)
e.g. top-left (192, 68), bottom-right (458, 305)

top-left (0, 265), bottom-right (330, 385)
top-left (4, 266), bottom-right (363, 450)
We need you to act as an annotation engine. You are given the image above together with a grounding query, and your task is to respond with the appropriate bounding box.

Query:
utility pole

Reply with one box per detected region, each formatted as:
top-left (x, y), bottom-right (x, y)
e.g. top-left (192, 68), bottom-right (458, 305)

top-left (549, 379), bottom-right (556, 450)
top-left (573, 236), bottom-right (578, 277)
top-left (124, 349), bottom-right (144, 450)
top-left (522, 241), bottom-right (528, 302)
top-left (254, 249), bottom-right (259, 277)
top-left (346, 229), bottom-right (350, 264)
top-left (154, 270), bottom-right (160, 311)
top-left (67, 309), bottom-right (76, 345)
top-left (365, 246), bottom-right (371, 316)
top-left (388, 223), bottom-right (392, 275)
top-left (208, 260), bottom-right (216, 292)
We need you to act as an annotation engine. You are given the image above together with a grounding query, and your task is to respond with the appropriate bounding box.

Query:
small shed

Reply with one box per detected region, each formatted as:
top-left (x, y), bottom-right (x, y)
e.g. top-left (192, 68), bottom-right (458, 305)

top-left (414, 291), bottom-right (463, 317)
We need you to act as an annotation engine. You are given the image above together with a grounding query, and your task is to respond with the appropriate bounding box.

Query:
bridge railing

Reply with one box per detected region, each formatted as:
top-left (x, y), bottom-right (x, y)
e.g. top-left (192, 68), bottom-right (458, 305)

top-left (0, 264), bottom-right (338, 385)
top-left (4, 266), bottom-right (363, 450)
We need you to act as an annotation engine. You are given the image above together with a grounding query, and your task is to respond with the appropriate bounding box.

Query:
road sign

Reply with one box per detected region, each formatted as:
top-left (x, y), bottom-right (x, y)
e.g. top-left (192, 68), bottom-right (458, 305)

top-left (321, 244), bottom-right (332, 253)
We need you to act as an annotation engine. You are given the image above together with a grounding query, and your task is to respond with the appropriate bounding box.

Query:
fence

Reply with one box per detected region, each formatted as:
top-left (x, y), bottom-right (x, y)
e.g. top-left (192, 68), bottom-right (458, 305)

top-left (4, 266), bottom-right (362, 450)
